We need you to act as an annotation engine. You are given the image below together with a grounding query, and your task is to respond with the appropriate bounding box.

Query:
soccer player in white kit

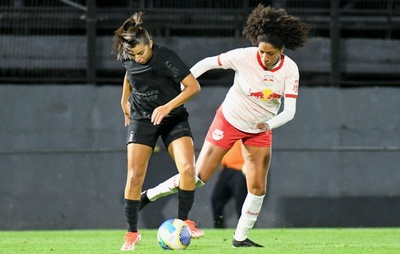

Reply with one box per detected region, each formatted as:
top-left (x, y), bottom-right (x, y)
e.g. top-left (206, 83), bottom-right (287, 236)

top-left (140, 4), bottom-right (310, 247)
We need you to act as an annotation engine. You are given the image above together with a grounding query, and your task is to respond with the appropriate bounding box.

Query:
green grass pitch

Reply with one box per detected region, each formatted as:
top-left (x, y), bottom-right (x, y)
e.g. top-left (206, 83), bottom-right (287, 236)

top-left (1, 228), bottom-right (399, 254)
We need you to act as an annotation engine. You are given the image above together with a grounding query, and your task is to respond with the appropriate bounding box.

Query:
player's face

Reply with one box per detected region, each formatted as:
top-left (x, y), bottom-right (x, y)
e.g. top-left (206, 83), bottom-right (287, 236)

top-left (130, 41), bottom-right (153, 64)
top-left (258, 42), bottom-right (283, 69)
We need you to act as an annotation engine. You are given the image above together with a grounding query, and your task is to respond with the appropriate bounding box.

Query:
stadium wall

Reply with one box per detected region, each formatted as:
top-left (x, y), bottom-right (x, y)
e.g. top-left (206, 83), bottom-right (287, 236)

top-left (0, 86), bottom-right (399, 230)
top-left (1, 36), bottom-right (400, 74)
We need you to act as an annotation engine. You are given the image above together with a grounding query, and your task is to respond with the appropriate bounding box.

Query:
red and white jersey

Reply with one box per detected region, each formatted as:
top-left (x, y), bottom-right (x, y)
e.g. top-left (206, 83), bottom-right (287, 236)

top-left (217, 47), bottom-right (299, 133)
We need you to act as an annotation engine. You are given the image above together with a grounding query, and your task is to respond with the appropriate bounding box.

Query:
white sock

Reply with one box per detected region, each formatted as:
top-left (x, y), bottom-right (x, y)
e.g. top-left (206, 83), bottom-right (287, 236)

top-left (146, 174), bottom-right (205, 201)
top-left (195, 175), bottom-right (205, 187)
top-left (234, 192), bottom-right (265, 241)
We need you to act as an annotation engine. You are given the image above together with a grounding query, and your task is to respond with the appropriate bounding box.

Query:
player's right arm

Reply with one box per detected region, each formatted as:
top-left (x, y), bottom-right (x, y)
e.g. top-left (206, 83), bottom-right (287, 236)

top-left (190, 56), bottom-right (222, 78)
top-left (121, 72), bottom-right (132, 126)
top-left (191, 48), bottom-right (244, 78)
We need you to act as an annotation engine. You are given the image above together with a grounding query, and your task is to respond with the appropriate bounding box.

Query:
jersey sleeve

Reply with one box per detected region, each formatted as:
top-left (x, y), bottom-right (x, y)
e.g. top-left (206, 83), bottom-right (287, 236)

top-left (162, 50), bottom-right (191, 83)
top-left (284, 62), bottom-right (300, 98)
top-left (217, 48), bottom-right (249, 72)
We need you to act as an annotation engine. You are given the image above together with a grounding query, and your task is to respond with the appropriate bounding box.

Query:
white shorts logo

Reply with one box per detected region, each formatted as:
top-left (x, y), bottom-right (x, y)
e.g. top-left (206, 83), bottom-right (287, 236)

top-left (211, 129), bottom-right (224, 141)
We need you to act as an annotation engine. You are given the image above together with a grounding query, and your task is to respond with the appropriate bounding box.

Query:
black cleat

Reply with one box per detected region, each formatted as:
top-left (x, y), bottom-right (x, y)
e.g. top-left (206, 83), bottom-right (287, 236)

top-left (139, 190), bottom-right (151, 210)
top-left (232, 238), bottom-right (264, 248)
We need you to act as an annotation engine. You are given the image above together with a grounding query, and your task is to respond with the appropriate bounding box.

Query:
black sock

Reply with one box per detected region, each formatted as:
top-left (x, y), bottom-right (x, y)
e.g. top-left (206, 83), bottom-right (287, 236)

top-left (178, 188), bottom-right (195, 221)
top-left (124, 199), bottom-right (140, 232)
top-left (139, 191), bottom-right (150, 211)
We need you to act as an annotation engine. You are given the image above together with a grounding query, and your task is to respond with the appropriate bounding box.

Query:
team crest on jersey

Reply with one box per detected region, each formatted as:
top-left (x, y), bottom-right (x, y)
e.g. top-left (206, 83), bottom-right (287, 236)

top-left (211, 129), bottom-right (224, 141)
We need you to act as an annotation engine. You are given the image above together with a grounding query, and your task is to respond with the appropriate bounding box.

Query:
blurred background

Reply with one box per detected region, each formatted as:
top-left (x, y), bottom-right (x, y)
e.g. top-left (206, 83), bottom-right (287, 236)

top-left (1, 0), bottom-right (399, 230)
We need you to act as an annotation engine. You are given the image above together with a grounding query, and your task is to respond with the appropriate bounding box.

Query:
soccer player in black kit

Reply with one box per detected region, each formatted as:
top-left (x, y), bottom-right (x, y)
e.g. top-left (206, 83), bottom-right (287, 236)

top-left (112, 12), bottom-right (204, 251)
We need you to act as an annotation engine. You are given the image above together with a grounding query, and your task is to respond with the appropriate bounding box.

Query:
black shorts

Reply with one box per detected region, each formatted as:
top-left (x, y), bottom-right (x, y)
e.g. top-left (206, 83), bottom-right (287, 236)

top-left (126, 117), bottom-right (193, 149)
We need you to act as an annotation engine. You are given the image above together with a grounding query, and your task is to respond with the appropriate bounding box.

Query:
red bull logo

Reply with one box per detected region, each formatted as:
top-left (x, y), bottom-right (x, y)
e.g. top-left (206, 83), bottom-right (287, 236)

top-left (211, 129), bottom-right (224, 141)
top-left (263, 78), bottom-right (274, 84)
top-left (249, 91), bottom-right (264, 99)
top-left (249, 88), bottom-right (281, 101)
top-left (267, 93), bottom-right (281, 99)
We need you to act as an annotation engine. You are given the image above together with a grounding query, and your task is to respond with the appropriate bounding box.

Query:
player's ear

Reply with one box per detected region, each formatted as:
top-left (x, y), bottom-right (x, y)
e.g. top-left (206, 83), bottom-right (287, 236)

top-left (149, 40), bottom-right (153, 49)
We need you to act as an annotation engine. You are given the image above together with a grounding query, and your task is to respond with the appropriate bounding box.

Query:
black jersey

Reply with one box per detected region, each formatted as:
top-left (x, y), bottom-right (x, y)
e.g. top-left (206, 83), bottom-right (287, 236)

top-left (122, 44), bottom-right (191, 121)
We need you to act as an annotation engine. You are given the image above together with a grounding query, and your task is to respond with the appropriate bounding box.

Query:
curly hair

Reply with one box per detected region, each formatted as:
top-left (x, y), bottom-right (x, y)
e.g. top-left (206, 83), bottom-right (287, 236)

top-left (243, 4), bottom-right (310, 50)
top-left (112, 12), bottom-right (152, 60)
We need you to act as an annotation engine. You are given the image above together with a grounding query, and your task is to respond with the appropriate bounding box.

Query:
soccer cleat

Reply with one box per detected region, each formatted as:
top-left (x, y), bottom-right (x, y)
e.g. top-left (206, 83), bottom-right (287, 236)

top-left (139, 190), bottom-right (151, 210)
top-left (232, 238), bottom-right (264, 248)
top-left (121, 231), bottom-right (141, 251)
top-left (184, 219), bottom-right (204, 239)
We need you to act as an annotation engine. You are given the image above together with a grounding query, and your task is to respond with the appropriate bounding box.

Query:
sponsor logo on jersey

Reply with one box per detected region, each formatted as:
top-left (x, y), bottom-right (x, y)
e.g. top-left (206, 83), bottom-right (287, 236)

top-left (165, 60), bottom-right (179, 77)
top-left (248, 88), bottom-right (282, 101)
top-left (293, 80), bottom-right (299, 93)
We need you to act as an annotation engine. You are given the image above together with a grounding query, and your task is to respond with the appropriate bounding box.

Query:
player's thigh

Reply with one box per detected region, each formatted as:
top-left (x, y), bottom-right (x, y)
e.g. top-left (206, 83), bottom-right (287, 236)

top-left (127, 143), bottom-right (153, 179)
top-left (126, 121), bottom-right (156, 178)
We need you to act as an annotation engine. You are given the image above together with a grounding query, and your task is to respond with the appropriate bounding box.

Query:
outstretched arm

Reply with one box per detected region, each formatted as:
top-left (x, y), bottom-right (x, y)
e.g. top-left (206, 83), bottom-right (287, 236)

top-left (255, 97), bottom-right (297, 132)
top-left (190, 56), bottom-right (222, 78)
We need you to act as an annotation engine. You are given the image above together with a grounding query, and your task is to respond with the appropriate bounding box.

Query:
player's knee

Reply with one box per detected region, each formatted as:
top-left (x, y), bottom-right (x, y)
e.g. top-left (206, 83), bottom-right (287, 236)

top-left (178, 162), bottom-right (196, 180)
top-left (126, 167), bottom-right (146, 185)
top-left (247, 183), bottom-right (266, 196)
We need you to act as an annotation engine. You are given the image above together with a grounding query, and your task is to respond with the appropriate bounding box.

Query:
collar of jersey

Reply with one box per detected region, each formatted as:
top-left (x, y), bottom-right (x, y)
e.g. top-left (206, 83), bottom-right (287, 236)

top-left (256, 53), bottom-right (285, 72)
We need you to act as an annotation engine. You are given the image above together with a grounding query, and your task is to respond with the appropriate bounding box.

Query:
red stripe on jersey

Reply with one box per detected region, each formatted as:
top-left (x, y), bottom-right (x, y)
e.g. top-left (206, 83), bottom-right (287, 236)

top-left (271, 54), bottom-right (285, 72)
top-left (217, 55), bottom-right (222, 66)
top-left (256, 53), bottom-right (285, 72)
top-left (285, 94), bottom-right (298, 98)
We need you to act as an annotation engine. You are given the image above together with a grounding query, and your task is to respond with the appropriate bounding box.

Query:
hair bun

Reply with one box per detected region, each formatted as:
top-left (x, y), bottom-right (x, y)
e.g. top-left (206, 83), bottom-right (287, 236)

top-left (132, 12), bottom-right (144, 27)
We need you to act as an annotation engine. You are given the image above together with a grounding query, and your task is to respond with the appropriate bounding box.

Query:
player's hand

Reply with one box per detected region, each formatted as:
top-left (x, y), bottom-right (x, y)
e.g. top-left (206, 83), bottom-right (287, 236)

top-left (255, 122), bottom-right (271, 133)
top-left (122, 101), bottom-right (131, 126)
top-left (151, 105), bottom-right (172, 125)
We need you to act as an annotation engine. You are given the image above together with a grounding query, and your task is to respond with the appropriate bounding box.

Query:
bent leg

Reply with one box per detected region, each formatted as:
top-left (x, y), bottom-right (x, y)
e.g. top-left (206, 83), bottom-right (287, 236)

top-left (144, 173), bottom-right (204, 202)
top-left (196, 140), bottom-right (228, 182)
top-left (144, 140), bottom-right (226, 202)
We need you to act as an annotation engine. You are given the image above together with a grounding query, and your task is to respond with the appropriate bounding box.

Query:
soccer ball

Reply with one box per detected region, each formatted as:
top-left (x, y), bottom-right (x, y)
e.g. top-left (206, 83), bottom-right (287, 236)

top-left (157, 218), bottom-right (192, 250)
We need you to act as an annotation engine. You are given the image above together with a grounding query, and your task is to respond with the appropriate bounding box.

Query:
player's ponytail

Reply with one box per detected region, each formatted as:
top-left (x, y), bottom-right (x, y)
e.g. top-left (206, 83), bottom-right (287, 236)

top-left (112, 12), bottom-right (152, 60)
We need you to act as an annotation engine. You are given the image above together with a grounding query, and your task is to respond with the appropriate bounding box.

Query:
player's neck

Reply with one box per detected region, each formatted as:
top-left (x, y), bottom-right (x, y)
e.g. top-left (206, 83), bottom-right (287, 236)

top-left (267, 55), bottom-right (281, 70)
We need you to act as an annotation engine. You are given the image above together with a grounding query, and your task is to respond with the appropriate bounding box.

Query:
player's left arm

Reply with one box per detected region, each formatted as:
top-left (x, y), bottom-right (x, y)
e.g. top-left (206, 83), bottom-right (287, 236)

top-left (256, 70), bottom-right (299, 131)
top-left (264, 96), bottom-right (297, 130)
top-left (151, 73), bottom-right (200, 125)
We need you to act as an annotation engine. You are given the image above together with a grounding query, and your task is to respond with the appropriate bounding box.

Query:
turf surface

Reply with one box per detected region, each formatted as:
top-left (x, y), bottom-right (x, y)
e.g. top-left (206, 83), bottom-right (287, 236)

top-left (1, 228), bottom-right (399, 254)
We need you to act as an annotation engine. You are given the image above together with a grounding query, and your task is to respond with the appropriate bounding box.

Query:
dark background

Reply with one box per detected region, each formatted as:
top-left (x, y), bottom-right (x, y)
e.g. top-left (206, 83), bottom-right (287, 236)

top-left (0, 0), bottom-right (399, 229)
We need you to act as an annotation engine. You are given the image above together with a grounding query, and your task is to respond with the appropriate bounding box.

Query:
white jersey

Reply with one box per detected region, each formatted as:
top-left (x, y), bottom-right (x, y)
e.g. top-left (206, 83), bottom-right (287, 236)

top-left (217, 47), bottom-right (299, 133)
